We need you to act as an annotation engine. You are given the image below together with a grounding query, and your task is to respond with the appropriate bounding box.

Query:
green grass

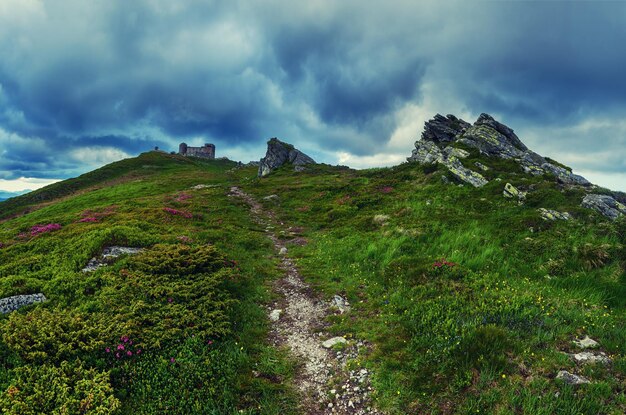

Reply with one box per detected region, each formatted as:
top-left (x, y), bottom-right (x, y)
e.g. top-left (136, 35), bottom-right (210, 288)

top-left (244, 158), bottom-right (626, 414)
top-left (1, 151), bottom-right (625, 414)
top-left (0, 153), bottom-right (297, 414)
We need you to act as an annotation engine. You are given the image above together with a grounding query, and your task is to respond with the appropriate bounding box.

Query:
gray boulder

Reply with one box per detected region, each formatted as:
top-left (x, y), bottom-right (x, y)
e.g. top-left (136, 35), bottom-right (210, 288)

top-left (258, 138), bottom-right (315, 177)
top-left (556, 370), bottom-right (590, 385)
top-left (0, 293), bottom-right (46, 314)
top-left (573, 335), bottom-right (600, 349)
top-left (82, 246), bottom-right (143, 272)
top-left (570, 351), bottom-right (611, 365)
top-left (322, 336), bottom-right (347, 349)
top-left (446, 157), bottom-right (489, 187)
top-left (581, 194), bottom-right (626, 220)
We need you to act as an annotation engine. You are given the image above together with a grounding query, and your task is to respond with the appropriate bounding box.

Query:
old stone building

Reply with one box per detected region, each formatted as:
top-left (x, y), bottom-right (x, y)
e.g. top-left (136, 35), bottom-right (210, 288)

top-left (178, 143), bottom-right (215, 159)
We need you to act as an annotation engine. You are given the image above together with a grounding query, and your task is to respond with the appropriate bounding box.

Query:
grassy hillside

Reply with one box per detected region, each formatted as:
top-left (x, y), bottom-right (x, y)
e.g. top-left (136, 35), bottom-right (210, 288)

top-left (1, 151), bottom-right (625, 414)
top-left (0, 153), bottom-right (297, 414)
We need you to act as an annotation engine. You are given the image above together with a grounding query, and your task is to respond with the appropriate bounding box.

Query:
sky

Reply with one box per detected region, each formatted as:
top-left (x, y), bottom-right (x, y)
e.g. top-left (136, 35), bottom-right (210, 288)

top-left (1, 0), bottom-right (626, 194)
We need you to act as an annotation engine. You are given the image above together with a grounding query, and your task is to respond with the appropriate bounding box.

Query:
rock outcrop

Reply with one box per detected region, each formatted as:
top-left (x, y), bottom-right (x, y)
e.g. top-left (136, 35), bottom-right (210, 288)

top-left (0, 293), bottom-right (46, 314)
top-left (258, 138), bottom-right (315, 177)
top-left (581, 194), bottom-right (626, 220)
top-left (408, 113), bottom-right (591, 187)
top-left (410, 139), bottom-right (488, 187)
top-left (82, 246), bottom-right (143, 272)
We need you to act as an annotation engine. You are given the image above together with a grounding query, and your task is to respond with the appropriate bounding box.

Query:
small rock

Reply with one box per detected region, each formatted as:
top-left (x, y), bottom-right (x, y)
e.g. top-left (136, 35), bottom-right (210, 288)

top-left (503, 183), bottom-right (520, 198)
top-left (333, 295), bottom-right (351, 313)
top-left (570, 351), bottom-right (611, 365)
top-left (373, 214), bottom-right (390, 225)
top-left (263, 194), bottom-right (279, 201)
top-left (269, 309), bottom-right (282, 322)
top-left (322, 337), bottom-right (347, 349)
top-left (475, 161), bottom-right (490, 171)
top-left (556, 370), bottom-right (590, 385)
top-left (573, 335), bottom-right (599, 349)
top-left (538, 208), bottom-right (572, 221)
top-left (279, 247), bottom-right (288, 255)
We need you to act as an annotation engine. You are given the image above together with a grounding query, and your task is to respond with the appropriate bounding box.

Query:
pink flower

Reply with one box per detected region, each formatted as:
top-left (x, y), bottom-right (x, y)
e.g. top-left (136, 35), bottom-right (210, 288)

top-left (105, 347), bottom-right (110, 353)
top-left (137, 349), bottom-right (142, 355)
top-left (115, 352), bottom-right (120, 359)
top-left (121, 335), bottom-right (129, 343)
top-left (127, 351), bottom-right (133, 356)
top-left (170, 357), bottom-right (176, 363)
top-left (117, 344), bottom-right (125, 351)
top-left (207, 340), bottom-right (213, 346)
top-left (30, 223), bottom-right (62, 236)
top-left (168, 298), bottom-right (173, 303)
top-left (175, 193), bottom-right (193, 202)
top-left (163, 207), bottom-right (193, 219)
top-left (78, 217), bottom-right (98, 223)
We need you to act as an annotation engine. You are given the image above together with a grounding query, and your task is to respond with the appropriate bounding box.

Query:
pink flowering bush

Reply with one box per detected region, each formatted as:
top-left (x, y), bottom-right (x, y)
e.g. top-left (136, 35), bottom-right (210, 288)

top-left (163, 207), bottom-right (193, 219)
top-left (78, 217), bottom-right (99, 223)
top-left (430, 258), bottom-right (463, 280)
top-left (380, 186), bottom-right (394, 194)
top-left (30, 223), bottom-right (62, 236)
top-left (105, 335), bottom-right (142, 361)
top-left (175, 193), bottom-right (193, 202)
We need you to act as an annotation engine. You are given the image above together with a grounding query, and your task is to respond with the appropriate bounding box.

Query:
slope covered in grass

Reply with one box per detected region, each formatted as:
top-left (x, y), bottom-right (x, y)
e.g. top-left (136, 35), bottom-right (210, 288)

top-left (1, 147), bottom-right (625, 414)
top-left (245, 160), bottom-right (626, 414)
top-left (0, 152), bottom-right (296, 414)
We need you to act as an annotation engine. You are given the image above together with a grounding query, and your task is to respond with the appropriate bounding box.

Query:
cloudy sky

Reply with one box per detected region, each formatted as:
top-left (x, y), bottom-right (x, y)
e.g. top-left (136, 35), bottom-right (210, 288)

top-left (1, 0), bottom-right (625, 193)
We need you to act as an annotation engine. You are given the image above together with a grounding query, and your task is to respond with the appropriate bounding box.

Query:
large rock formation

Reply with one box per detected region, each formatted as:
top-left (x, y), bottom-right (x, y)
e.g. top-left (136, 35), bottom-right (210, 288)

top-left (408, 113), bottom-right (591, 187)
top-left (258, 138), bottom-right (315, 177)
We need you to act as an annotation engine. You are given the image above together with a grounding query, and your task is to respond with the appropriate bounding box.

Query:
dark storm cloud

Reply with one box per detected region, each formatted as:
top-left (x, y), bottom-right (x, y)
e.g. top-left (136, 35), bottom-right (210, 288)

top-left (1, 0), bottom-right (626, 188)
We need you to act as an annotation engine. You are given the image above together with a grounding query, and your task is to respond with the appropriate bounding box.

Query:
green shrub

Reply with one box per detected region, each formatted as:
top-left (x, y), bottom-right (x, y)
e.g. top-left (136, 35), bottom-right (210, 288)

top-left (95, 244), bottom-right (236, 349)
top-left (2, 308), bottom-right (113, 364)
top-left (0, 360), bottom-right (119, 415)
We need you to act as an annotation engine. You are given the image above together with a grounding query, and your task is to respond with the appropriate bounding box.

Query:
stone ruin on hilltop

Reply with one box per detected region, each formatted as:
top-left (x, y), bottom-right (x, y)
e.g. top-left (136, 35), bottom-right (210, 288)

top-left (178, 142), bottom-right (215, 159)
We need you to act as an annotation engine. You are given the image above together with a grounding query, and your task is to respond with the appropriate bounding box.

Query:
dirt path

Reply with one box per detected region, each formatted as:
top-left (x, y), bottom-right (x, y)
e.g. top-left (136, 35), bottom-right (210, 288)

top-left (229, 187), bottom-right (381, 415)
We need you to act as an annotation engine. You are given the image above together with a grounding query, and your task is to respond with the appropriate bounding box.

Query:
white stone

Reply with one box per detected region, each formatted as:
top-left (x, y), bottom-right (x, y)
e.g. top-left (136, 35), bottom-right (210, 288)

top-left (269, 309), bottom-right (282, 322)
top-left (571, 351), bottom-right (611, 365)
top-left (322, 337), bottom-right (347, 349)
top-left (556, 370), bottom-right (590, 385)
top-left (573, 335), bottom-right (599, 349)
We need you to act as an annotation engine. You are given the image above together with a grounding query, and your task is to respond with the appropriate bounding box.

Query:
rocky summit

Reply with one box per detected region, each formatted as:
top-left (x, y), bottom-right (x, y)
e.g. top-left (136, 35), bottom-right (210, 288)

top-left (408, 113), bottom-right (626, 220)
top-left (258, 137), bottom-right (316, 177)
top-left (408, 113), bottom-right (590, 188)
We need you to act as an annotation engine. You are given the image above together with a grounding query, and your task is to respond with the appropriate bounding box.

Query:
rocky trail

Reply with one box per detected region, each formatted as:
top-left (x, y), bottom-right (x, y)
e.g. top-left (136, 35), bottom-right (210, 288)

top-left (229, 187), bottom-right (381, 415)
